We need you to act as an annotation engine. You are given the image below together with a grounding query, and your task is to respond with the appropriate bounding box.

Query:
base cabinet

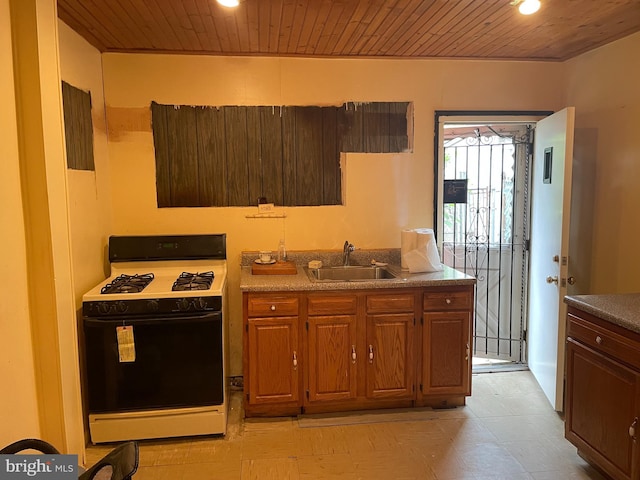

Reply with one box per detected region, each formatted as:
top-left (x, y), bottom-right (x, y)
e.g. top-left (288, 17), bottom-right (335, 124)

top-left (245, 294), bottom-right (301, 415)
top-left (365, 292), bottom-right (416, 400)
top-left (247, 317), bottom-right (299, 405)
top-left (420, 287), bottom-right (473, 403)
top-left (244, 285), bottom-right (473, 416)
top-left (565, 307), bottom-right (640, 480)
top-left (306, 294), bottom-right (358, 404)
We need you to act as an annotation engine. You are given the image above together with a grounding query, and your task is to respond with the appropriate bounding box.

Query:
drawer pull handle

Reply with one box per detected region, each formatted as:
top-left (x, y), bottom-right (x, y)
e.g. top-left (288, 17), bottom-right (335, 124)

top-left (595, 335), bottom-right (603, 345)
top-left (630, 418), bottom-right (638, 439)
top-left (465, 343), bottom-right (470, 361)
top-left (270, 305), bottom-right (276, 311)
top-left (445, 298), bottom-right (452, 304)
top-left (369, 345), bottom-right (374, 363)
top-left (351, 345), bottom-right (357, 364)
top-left (292, 351), bottom-right (298, 370)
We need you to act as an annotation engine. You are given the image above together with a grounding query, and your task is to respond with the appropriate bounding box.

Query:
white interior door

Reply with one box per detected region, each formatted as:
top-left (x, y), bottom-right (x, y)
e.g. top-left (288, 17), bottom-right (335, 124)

top-left (527, 107), bottom-right (575, 411)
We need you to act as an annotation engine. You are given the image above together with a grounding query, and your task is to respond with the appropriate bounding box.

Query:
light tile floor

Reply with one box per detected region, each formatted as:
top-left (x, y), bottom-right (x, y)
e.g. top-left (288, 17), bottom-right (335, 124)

top-left (85, 371), bottom-right (607, 479)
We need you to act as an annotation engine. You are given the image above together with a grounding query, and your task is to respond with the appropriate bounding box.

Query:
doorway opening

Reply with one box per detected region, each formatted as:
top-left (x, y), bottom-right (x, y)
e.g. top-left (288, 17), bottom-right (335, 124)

top-left (434, 112), bottom-right (550, 373)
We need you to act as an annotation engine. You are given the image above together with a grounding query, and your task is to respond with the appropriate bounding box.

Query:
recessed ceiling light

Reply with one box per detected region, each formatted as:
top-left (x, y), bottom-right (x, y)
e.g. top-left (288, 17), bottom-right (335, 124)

top-left (217, 0), bottom-right (239, 7)
top-left (518, 0), bottom-right (541, 15)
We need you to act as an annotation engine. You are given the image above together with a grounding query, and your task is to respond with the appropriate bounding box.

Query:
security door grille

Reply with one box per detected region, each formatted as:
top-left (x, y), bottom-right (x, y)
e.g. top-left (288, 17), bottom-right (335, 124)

top-left (440, 123), bottom-right (532, 364)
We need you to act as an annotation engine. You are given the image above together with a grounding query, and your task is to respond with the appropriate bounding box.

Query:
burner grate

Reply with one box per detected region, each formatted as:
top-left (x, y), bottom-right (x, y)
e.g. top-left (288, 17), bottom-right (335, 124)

top-left (101, 273), bottom-right (155, 294)
top-left (172, 271), bottom-right (214, 291)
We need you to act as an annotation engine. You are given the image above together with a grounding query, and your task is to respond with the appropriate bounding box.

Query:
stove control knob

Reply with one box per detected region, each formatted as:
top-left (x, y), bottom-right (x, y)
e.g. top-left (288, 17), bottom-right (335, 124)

top-left (116, 301), bottom-right (128, 313)
top-left (147, 300), bottom-right (159, 312)
top-left (177, 298), bottom-right (191, 312)
top-left (195, 298), bottom-right (207, 311)
top-left (97, 302), bottom-right (110, 315)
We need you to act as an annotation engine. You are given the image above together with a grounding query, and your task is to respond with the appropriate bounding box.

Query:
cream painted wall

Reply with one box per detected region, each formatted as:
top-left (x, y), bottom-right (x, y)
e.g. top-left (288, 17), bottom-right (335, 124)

top-left (565, 32), bottom-right (640, 293)
top-left (58, 21), bottom-right (113, 300)
top-left (101, 54), bottom-right (564, 375)
top-left (0, 0), bottom-right (41, 446)
top-left (57, 20), bottom-right (112, 458)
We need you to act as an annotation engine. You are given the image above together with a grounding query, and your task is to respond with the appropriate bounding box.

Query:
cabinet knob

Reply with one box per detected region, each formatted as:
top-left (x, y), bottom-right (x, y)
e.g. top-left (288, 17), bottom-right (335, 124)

top-left (595, 335), bottom-right (602, 345)
top-left (445, 298), bottom-right (452, 304)
top-left (369, 345), bottom-right (374, 363)
top-left (270, 305), bottom-right (276, 311)
top-left (351, 345), bottom-right (357, 364)
top-left (465, 343), bottom-right (470, 361)
top-left (630, 418), bottom-right (638, 439)
top-left (292, 351), bottom-right (298, 370)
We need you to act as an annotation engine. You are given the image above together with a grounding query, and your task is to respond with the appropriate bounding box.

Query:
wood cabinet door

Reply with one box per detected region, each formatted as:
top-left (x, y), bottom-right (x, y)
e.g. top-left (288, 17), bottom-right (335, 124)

top-left (565, 338), bottom-right (640, 480)
top-left (247, 316), bottom-right (299, 405)
top-left (365, 313), bottom-right (415, 399)
top-left (422, 311), bottom-right (471, 396)
top-left (306, 314), bottom-right (358, 403)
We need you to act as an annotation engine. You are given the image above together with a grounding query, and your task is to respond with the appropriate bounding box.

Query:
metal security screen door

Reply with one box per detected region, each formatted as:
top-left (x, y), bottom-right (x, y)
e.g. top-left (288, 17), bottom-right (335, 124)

top-left (436, 120), bottom-right (534, 365)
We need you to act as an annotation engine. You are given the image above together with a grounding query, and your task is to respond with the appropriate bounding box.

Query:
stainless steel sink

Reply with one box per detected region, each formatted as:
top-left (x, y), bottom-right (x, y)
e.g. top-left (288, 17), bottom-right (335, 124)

top-left (306, 265), bottom-right (397, 282)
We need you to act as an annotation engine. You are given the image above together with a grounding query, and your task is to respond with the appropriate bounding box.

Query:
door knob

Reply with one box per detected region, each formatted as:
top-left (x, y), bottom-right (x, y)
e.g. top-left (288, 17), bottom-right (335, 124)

top-left (546, 276), bottom-right (558, 284)
top-left (567, 276), bottom-right (576, 285)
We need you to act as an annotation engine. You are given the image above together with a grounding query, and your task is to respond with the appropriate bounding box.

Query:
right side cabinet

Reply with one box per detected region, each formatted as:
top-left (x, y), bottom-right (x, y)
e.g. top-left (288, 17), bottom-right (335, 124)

top-left (565, 307), bottom-right (640, 480)
top-left (419, 286), bottom-right (473, 406)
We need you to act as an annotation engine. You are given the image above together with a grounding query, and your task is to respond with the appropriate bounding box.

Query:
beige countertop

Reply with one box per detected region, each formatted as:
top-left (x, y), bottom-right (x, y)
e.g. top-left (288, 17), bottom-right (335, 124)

top-left (565, 293), bottom-right (640, 334)
top-left (239, 263), bottom-right (476, 292)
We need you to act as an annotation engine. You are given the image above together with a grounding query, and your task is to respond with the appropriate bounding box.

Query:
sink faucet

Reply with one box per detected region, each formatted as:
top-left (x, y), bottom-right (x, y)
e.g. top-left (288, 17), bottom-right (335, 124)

top-left (343, 241), bottom-right (355, 266)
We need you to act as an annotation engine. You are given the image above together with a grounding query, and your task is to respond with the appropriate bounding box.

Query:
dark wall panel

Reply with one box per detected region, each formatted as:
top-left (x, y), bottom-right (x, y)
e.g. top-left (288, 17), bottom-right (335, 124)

top-left (196, 107), bottom-right (227, 206)
top-left (259, 107), bottom-right (284, 205)
top-left (295, 106), bottom-right (324, 206)
top-left (169, 106), bottom-right (199, 206)
top-left (246, 107), bottom-right (262, 206)
top-left (150, 102), bottom-right (411, 208)
top-left (389, 102), bottom-right (409, 152)
top-left (363, 102), bottom-right (390, 153)
top-left (62, 81), bottom-right (95, 171)
top-left (339, 103), bottom-right (363, 153)
top-left (281, 106), bottom-right (297, 206)
top-left (151, 102), bottom-right (172, 207)
top-left (225, 107), bottom-right (250, 206)
top-left (322, 107), bottom-right (340, 205)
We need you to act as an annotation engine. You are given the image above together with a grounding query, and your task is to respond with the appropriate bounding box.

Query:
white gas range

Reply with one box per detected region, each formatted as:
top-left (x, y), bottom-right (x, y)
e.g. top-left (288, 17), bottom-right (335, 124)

top-left (81, 234), bottom-right (228, 444)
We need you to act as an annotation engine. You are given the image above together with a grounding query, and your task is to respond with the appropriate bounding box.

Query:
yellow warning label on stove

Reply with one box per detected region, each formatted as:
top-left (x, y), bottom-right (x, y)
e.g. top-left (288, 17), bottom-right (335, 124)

top-left (116, 325), bottom-right (136, 362)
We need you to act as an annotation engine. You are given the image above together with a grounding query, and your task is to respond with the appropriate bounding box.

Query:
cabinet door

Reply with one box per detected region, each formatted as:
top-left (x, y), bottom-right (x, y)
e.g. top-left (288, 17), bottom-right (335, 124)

top-left (247, 317), bottom-right (299, 405)
top-left (365, 313), bottom-right (414, 399)
top-left (565, 338), bottom-right (640, 480)
top-left (422, 311), bottom-right (471, 395)
top-left (307, 314), bottom-right (357, 403)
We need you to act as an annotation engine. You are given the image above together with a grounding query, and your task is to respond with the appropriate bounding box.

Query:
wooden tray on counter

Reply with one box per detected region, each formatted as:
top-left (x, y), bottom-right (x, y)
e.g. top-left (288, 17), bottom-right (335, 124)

top-left (251, 260), bottom-right (298, 275)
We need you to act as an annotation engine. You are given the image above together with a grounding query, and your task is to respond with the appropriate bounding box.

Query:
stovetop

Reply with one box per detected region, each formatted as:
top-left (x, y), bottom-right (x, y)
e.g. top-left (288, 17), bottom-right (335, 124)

top-left (82, 260), bottom-right (227, 302)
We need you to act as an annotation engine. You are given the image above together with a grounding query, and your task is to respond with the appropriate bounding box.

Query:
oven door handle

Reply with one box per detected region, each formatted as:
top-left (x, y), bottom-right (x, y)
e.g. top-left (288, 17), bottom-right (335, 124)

top-left (84, 311), bottom-right (221, 327)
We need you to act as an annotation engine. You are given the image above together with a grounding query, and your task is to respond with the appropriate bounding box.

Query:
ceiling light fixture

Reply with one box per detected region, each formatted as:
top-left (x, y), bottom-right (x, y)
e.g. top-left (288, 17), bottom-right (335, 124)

top-left (517, 0), bottom-right (541, 15)
top-left (216, 0), bottom-right (239, 7)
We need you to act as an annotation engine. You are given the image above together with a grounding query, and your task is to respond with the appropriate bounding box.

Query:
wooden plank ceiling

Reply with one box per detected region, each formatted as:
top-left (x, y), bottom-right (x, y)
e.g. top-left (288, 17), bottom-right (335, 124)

top-left (57, 0), bottom-right (640, 61)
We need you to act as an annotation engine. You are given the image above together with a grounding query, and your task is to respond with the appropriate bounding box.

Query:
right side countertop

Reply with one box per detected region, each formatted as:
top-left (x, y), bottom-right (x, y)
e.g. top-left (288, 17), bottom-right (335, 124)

top-left (564, 293), bottom-right (640, 334)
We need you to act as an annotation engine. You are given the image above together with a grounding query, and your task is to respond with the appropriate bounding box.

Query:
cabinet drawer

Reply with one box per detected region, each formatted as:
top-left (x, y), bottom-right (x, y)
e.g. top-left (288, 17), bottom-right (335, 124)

top-left (423, 289), bottom-right (472, 311)
top-left (248, 296), bottom-right (299, 317)
top-left (567, 313), bottom-right (640, 371)
top-left (308, 295), bottom-right (357, 315)
top-left (366, 293), bottom-right (415, 313)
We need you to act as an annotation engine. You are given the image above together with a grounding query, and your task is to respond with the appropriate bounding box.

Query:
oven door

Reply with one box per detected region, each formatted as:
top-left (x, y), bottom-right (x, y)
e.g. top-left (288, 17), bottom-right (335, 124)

top-left (83, 312), bottom-right (223, 413)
